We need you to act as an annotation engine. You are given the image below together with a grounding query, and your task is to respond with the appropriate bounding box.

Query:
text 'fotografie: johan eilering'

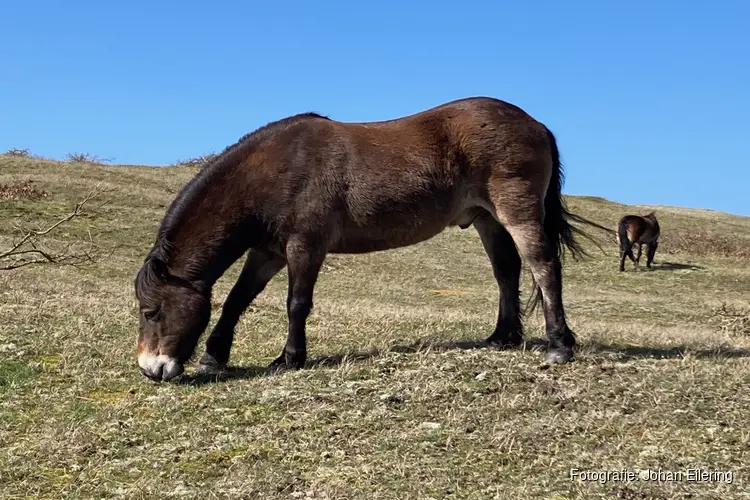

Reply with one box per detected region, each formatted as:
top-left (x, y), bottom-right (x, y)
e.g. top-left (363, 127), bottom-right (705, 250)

top-left (570, 468), bottom-right (734, 484)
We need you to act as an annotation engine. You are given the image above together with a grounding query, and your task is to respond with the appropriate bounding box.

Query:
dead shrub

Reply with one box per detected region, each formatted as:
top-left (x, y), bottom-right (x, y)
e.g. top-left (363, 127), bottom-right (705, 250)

top-left (3, 148), bottom-right (31, 157)
top-left (172, 153), bottom-right (217, 169)
top-left (65, 153), bottom-right (114, 165)
top-left (0, 180), bottom-right (51, 201)
top-left (707, 302), bottom-right (750, 337)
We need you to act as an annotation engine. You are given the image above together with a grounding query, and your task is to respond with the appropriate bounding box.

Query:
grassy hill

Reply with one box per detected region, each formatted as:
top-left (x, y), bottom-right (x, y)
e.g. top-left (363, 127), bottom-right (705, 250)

top-left (1, 155), bottom-right (749, 499)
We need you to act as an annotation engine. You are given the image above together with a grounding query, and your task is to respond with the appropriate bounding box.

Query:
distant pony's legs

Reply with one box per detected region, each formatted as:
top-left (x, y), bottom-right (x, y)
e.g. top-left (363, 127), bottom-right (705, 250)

top-left (646, 241), bottom-right (658, 268)
top-left (634, 244), bottom-right (642, 268)
top-left (618, 221), bottom-right (636, 272)
top-left (491, 198), bottom-right (575, 364)
top-left (473, 212), bottom-right (523, 347)
top-left (196, 248), bottom-right (286, 373)
top-left (619, 241), bottom-right (637, 271)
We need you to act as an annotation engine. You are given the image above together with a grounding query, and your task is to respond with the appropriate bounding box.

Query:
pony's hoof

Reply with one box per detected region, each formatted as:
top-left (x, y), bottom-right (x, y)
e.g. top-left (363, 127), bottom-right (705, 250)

top-left (268, 350), bottom-right (306, 371)
top-left (194, 362), bottom-right (226, 376)
top-left (545, 348), bottom-right (573, 364)
top-left (486, 336), bottom-right (523, 350)
top-left (486, 326), bottom-right (523, 349)
top-left (195, 353), bottom-right (227, 375)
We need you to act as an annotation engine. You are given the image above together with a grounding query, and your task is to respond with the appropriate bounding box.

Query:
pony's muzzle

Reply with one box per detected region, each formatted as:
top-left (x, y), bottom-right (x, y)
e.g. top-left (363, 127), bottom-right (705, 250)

top-left (138, 352), bottom-right (184, 382)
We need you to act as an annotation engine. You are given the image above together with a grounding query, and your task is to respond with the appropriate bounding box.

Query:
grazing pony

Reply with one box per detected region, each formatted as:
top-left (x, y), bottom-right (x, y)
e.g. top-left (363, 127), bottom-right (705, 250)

top-left (134, 96), bottom-right (595, 382)
top-left (616, 212), bottom-right (660, 271)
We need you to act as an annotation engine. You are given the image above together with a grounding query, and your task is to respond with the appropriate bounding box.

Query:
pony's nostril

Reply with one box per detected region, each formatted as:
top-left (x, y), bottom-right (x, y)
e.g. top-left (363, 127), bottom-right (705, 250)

top-left (140, 367), bottom-right (162, 382)
top-left (161, 360), bottom-right (185, 381)
top-left (138, 353), bottom-right (184, 382)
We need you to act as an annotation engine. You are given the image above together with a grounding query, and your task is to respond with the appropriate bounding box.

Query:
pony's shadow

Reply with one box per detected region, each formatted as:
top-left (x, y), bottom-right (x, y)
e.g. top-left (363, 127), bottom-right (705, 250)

top-left (177, 365), bottom-right (267, 386)
top-left (177, 339), bottom-right (496, 386)
top-left (650, 261), bottom-right (705, 271)
top-left (584, 342), bottom-right (750, 360)
top-left (177, 335), bottom-right (750, 386)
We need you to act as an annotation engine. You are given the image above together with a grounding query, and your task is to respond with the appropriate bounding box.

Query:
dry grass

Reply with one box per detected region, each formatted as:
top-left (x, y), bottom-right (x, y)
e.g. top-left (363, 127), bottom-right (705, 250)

top-left (661, 233), bottom-right (750, 259)
top-left (1, 156), bottom-right (749, 499)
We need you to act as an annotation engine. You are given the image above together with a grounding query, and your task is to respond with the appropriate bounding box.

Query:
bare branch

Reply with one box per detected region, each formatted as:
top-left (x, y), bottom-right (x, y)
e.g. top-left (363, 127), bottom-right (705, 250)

top-left (0, 185), bottom-right (113, 272)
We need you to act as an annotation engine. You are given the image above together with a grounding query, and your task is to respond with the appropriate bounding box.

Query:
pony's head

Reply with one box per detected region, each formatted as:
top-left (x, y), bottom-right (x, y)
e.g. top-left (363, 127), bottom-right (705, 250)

top-left (134, 247), bottom-right (211, 382)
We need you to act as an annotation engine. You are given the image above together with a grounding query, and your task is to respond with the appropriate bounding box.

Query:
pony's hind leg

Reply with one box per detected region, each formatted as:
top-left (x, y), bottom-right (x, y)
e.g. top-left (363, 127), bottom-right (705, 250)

top-left (619, 247), bottom-right (628, 272)
top-left (493, 202), bottom-right (575, 364)
top-left (619, 241), bottom-right (636, 271)
top-left (196, 248), bottom-right (286, 374)
top-left (473, 212), bottom-right (523, 347)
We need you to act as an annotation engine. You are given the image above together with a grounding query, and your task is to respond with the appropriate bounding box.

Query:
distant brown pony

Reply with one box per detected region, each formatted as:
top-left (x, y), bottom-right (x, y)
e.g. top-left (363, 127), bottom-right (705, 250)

top-left (134, 96), bottom-right (598, 382)
top-left (616, 212), bottom-right (660, 271)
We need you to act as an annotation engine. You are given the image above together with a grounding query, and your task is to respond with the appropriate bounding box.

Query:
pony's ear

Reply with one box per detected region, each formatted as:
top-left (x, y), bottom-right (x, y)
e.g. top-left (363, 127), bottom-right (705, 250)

top-left (142, 240), bottom-right (172, 282)
top-left (150, 257), bottom-right (169, 280)
top-left (141, 255), bottom-right (169, 282)
top-left (134, 255), bottom-right (170, 306)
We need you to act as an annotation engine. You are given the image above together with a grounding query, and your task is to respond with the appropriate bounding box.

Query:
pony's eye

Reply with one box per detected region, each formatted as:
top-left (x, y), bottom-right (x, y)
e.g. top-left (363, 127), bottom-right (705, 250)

top-left (143, 309), bottom-right (159, 321)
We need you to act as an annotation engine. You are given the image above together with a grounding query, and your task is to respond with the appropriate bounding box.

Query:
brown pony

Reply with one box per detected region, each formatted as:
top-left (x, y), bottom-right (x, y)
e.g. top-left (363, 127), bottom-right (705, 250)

top-left (134, 96), bottom-right (596, 382)
top-left (616, 212), bottom-right (660, 271)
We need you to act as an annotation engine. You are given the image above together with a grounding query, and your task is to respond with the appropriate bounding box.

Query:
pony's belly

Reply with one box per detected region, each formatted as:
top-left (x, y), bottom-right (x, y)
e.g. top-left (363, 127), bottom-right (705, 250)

top-left (329, 224), bottom-right (448, 253)
top-left (328, 206), bottom-right (482, 254)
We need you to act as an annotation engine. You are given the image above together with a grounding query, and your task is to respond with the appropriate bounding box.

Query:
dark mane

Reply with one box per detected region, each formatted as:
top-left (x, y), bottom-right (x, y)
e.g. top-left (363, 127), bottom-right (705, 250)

top-left (210, 112), bottom-right (329, 170)
top-left (134, 236), bottom-right (173, 304)
top-left (134, 257), bottom-right (163, 307)
top-left (152, 112), bottom-right (330, 260)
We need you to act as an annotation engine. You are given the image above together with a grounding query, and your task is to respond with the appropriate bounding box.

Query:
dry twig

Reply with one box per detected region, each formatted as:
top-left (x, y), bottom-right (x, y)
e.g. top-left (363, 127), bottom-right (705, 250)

top-left (0, 187), bottom-right (112, 271)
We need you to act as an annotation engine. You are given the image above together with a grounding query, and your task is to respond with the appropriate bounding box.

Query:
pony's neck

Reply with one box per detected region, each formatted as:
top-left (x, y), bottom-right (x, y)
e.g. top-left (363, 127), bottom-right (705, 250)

top-left (158, 176), bottom-right (270, 289)
top-left (153, 129), bottom-right (283, 288)
top-left (165, 212), bottom-right (268, 288)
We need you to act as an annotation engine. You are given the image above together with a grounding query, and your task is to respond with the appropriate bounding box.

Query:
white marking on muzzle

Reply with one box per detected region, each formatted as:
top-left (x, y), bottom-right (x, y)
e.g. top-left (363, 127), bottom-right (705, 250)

top-left (138, 352), bottom-right (184, 381)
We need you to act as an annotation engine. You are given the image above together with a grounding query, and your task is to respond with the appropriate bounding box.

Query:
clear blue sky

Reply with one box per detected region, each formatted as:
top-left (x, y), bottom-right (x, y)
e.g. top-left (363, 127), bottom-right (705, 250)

top-left (1, 1), bottom-right (748, 216)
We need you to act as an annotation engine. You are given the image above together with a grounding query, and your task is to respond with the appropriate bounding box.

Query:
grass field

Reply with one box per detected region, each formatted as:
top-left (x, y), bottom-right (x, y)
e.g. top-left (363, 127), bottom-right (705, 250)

top-left (1, 154), bottom-right (749, 499)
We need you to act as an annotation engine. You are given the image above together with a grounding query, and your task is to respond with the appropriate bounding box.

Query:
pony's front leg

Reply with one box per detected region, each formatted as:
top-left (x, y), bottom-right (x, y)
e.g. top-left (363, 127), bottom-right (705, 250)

top-left (270, 236), bottom-right (326, 371)
top-left (196, 248), bottom-right (285, 374)
top-left (473, 213), bottom-right (523, 347)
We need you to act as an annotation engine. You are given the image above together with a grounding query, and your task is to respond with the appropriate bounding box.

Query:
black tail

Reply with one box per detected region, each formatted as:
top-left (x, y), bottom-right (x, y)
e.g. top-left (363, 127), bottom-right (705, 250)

top-left (617, 218), bottom-right (633, 261)
top-left (542, 126), bottom-right (588, 263)
top-left (525, 126), bottom-right (591, 314)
